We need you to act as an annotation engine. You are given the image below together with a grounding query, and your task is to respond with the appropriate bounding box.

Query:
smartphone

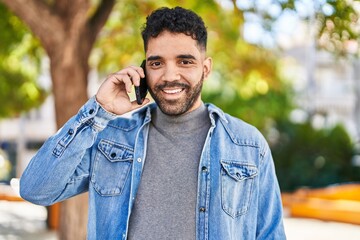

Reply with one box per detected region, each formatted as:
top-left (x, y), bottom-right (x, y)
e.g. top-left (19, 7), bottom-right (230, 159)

top-left (134, 60), bottom-right (148, 105)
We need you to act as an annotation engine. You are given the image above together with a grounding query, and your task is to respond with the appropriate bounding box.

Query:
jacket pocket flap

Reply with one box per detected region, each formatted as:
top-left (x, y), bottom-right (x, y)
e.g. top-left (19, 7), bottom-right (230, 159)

top-left (221, 160), bottom-right (258, 182)
top-left (98, 139), bottom-right (134, 162)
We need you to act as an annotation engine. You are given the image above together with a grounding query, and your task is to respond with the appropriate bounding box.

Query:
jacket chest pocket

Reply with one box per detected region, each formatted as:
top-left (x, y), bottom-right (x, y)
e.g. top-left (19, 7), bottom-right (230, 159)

top-left (220, 160), bottom-right (258, 218)
top-left (91, 139), bottom-right (133, 196)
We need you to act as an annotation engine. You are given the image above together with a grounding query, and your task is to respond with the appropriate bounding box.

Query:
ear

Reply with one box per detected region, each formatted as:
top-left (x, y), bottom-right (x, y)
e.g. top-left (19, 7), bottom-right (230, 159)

top-left (203, 57), bottom-right (212, 79)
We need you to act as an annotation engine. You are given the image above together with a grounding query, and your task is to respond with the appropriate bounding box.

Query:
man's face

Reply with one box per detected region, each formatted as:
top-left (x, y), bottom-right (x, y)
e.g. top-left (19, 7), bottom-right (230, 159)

top-left (145, 31), bottom-right (212, 116)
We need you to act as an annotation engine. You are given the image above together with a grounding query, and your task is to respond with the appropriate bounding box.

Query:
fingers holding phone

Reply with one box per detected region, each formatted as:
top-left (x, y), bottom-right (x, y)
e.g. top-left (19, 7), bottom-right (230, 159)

top-left (135, 60), bottom-right (148, 105)
top-left (96, 62), bottom-right (149, 115)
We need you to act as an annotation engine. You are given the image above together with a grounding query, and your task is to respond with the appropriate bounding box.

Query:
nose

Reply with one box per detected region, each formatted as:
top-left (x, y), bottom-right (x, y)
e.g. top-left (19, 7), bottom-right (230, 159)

top-left (162, 62), bottom-right (181, 82)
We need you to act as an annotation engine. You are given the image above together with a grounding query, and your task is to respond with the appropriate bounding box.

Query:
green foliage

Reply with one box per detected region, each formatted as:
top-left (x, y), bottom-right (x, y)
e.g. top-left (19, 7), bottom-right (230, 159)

top-left (92, 0), bottom-right (158, 72)
top-left (203, 74), bottom-right (293, 132)
top-left (0, 4), bottom-right (27, 55)
top-left (0, 66), bottom-right (47, 118)
top-left (271, 120), bottom-right (360, 192)
top-left (0, 3), bottom-right (47, 118)
top-left (316, 0), bottom-right (360, 56)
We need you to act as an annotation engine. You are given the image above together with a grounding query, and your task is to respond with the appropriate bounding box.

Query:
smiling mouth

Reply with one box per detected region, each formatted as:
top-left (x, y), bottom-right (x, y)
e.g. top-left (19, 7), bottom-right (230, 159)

top-left (157, 81), bottom-right (189, 94)
top-left (162, 88), bottom-right (184, 94)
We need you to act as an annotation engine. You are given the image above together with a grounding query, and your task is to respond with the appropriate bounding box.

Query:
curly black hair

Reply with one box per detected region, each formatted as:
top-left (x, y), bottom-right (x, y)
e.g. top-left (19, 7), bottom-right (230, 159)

top-left (141, 6), bottom-right (207, 52)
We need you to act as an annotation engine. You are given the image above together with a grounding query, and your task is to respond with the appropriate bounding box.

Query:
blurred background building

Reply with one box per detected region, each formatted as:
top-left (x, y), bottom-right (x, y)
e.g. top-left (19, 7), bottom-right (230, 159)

top-left (285, 48), bottom-right (358, 139)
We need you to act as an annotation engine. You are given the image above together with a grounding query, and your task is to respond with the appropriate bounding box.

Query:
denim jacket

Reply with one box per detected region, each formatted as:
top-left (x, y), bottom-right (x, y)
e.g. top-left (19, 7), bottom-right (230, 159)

top-left (20, 97), bottom-right (286, 240)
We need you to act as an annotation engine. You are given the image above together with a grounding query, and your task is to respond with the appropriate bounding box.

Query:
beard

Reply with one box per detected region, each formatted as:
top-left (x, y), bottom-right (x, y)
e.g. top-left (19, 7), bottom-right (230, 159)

top-left (149, 73), bottom-right (204, 116)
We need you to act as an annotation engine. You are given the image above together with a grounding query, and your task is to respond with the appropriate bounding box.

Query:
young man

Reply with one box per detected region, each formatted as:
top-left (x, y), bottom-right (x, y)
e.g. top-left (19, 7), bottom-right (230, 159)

top-left (20, 6), bottom-right (286, 240)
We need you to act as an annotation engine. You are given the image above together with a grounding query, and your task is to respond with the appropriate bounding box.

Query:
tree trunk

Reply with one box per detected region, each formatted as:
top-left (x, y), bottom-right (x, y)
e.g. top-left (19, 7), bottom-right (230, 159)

top-left (59, 194), bottom-right (89, 240)
top-left (49, 36), bottom-right (91, 240)
top-left (50, 42), bottom-right (90, 127)
top-left (1, 1), bottom-right (116, 239)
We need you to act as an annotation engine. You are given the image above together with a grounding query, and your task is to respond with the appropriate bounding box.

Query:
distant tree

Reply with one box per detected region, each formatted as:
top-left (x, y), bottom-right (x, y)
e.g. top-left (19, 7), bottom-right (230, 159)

top-left (0, 4), bottom-right (46, 118)
top-left (0, 0), bottom-right (116, 239)
top-left (272, 121), bottom-right (360, 191)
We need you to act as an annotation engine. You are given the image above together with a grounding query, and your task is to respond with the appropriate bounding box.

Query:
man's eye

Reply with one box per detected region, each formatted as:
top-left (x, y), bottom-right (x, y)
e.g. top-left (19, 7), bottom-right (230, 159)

top-left (150, 62), bottom-right (161, 67)
top-left (180, 60), bottom-right (193, 65)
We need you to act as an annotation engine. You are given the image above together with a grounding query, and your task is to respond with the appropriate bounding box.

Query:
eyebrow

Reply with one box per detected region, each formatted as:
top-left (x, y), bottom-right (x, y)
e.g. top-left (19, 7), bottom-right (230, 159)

top-left (147, 54), bottom-right (197, 62)
top-left (177, 54), bottom-right (196, 60)
top-left (147, 55), bottom-right (162, 61)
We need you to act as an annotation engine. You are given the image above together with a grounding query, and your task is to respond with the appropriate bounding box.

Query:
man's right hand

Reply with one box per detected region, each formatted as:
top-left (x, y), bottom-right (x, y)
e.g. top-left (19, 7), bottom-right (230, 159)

top-left (95, 65), bottom-right (150, 115)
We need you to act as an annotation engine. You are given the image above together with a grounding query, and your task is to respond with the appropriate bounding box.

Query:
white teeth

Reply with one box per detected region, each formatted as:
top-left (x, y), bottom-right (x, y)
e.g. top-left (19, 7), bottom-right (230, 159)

top-left (163, 89), bottom-right (182, 94)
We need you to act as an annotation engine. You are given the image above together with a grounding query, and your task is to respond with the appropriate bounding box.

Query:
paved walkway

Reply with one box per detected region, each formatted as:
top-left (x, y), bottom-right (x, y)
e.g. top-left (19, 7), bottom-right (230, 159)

top-left (0, 201), bottom-right (57, 240)
top-left (284, 217), bottom-right (360, 240)
top-left (1, 200), bottom-right (360, 239)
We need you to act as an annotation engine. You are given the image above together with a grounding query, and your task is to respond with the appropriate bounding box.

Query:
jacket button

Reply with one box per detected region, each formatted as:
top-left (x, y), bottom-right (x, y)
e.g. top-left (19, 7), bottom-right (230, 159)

top-left (199, 207), bottom-right (206, 212)
top-left (111, 153), bottom-right (116, 158)
top-left (68, 129), bottom-right (74, 135)
top-left (201, 166), bottom-right (207, 172)
top-left (89, 109), bottom-right (95, 114)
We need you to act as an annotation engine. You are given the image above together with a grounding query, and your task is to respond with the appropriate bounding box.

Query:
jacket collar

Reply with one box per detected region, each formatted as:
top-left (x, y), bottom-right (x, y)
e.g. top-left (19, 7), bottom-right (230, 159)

top-left (205, 103), bottom-right (228, 124)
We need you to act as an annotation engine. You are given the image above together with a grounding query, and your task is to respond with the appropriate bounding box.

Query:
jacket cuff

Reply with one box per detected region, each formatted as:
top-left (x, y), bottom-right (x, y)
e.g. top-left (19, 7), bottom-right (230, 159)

top-left (77, 96), bottom-right (117, 131)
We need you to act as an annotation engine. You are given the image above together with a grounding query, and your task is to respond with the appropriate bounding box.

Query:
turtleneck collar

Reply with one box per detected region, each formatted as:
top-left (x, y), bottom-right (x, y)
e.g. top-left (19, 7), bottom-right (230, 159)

top-left (151, 103), bottom-right (210, 133)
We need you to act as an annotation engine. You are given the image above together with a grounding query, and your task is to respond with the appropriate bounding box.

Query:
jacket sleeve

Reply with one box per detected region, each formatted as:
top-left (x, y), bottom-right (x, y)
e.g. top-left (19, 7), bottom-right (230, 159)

top-left (256, 142), bottom-right (287, 240)
top-left (19, 96), bottom-right (117, 206)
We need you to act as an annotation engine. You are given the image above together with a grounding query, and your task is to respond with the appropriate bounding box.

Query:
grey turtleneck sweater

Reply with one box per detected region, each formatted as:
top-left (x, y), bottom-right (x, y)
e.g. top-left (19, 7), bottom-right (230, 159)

top-left (128, 104), bottom-right (211, 240)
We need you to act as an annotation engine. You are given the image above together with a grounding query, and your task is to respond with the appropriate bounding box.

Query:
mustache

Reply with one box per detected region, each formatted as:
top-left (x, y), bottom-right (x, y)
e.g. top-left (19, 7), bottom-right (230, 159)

top-left (155, 81), bottom-right (190, 90)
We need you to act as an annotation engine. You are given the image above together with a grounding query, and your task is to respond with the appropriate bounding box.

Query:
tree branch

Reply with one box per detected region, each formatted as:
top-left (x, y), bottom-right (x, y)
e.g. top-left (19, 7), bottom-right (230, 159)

top-left (54, 0), bottom-right (89, 19)
top-left (87, 0), bottom-right (116, 42)
top-left (0, 0), bottom-right (64, 50)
